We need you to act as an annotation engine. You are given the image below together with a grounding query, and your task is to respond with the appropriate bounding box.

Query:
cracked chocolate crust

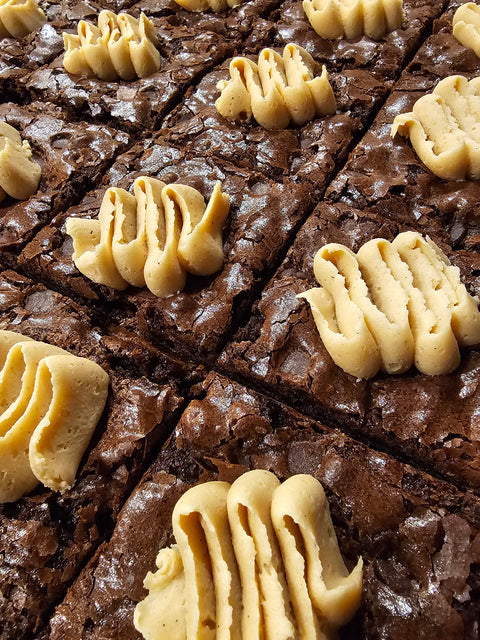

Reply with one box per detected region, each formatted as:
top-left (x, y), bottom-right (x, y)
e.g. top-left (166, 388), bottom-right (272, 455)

top-left (0, 269), bottom-right (205, 638)
top-left (0, 101), bottom-right (130, 264)
top-left (45, 373), bottom-right (480, 639)
top-left (160, 57), bottom-right (386, 193)
top-left (244, 0), bottom-right (449, 80)
top-left (218, 200), bottom-right (480, 492)
top-left (327, 0), bottom-right (480, 258)
top-left (18, 139), bottom-right (313, 362)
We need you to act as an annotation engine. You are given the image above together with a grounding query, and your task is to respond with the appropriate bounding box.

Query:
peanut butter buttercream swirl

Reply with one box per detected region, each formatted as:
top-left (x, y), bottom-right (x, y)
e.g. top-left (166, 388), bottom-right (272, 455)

top-left (453, 3), bottom-right (480, 58)
top-left (0, 330), bottom-right (109, 503)
top-left (63, 10), bottom-right (160, 81)
top-left (298, 232), bottom-right (480, 379)
top-left (174, 0), bottom-right (242, 12)
top-left (303, 0), bottom-right (404, 40)
top-left (391, 75), bottom-right (480, 180)
top-left (0, 121), bottom-right (41, 201)
top-left (0, 0), bottom-right (45, 39)
top-left (134, 470), bottom-right (363, 640)
top-left (215, 43), bottom-right (336, 129)
top-left (66, 177), bottom-right (230, 298)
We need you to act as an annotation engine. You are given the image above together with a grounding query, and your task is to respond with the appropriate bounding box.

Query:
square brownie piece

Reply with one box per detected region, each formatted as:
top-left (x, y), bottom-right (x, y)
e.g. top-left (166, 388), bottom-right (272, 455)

top-left (157, 0), bottom-right (449, 195)
top-left (326, 0), bottom-right (480, 257)
top-left (23, 5), bottom-right (235, 132)
top-left (0, 0), bottom-right (113, 99)
top-left (18, 139), bottom-right (313, 362)
top-left (0, 270), bottom-right (204, 639)
top-left (45, 373), bottom-right (480, 639)
top-left (0, 101), bottom-right (130, 265)
top-left (218, 199), bottom-right (480, 492)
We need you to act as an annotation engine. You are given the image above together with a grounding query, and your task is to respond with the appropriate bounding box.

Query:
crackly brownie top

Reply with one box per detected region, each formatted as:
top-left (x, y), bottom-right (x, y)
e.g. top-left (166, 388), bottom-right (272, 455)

top-left (245, 0), bottom-right (446, 79)
top-left (47, 372), bottom-right (480, 639)
top-left (0, 101), bottom-right (130, 256)
top-left (161, 59), bottom-right (386, 189)
top-left (219, 200), bottom-right (480, 491)
top-left (18, 139), bottom-right (313, 360)
top-left (0, 269), bottom-right (204, 639)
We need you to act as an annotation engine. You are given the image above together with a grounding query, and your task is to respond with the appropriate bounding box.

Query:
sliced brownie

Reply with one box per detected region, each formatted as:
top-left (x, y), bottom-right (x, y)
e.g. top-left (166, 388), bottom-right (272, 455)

top-left (18, 139), bottom-right (313, 362)
top-left (23, 8), bottom-right (234, 132)
top-left (157, 0), bottom-right (449, 194)
top-left (45, 372), bottom-right (480, 639)
top-left (326, 0), bottom-right (480, 257)
top-left (218, 199), bottom-right (480, 492)
top-left (0, 101), bottom-right (130, 266)
top-left (0, 270), bottom-right (204, 639)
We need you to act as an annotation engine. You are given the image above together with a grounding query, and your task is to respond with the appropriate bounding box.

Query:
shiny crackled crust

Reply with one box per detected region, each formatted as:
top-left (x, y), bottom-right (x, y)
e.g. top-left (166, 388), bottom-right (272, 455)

top-left (45, 373), bottom-right (480, 640)
top-left (18, 140), bottom-right (313, 362)
top-left (219, 201), bottom-right (480, 492)
top-left (0, 101), bottom-right (130, 263)
top-left (0, 269), bottom-right (203, 639)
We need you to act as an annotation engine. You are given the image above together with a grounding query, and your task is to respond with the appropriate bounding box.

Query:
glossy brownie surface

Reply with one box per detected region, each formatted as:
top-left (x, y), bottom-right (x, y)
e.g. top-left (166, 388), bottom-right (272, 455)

top-left (46, 373), bottom-right (480, 640)
top-left (0, 101), bottom-right (129, 261)
top-left (0, 270), bottom-right (204, 638)
top-left (19, 139), bottom-right (313, 360)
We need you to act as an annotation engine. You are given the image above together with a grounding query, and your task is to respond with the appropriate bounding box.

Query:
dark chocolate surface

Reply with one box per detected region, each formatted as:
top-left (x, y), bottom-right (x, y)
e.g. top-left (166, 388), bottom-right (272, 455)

top-left (219, 200), bottom-right (480, 492)
top-left (0, 270), bottom-right (204, 639)
top-left (19, 139), bottom-right (313, 361)
top-left (46, 373), bottom-right (480, 640)
top-left (0, 101), bottom-right (129, 262)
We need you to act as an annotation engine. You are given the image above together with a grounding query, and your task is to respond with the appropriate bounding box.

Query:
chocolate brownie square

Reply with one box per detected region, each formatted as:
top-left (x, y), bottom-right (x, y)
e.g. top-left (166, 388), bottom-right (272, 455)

top-left (0, 270), bottom-right (205, 639)
top-left (157, 0), bottom-right (449, 195)
top-left (160, 58), bottom-right (386, 195)
top-left (218, 199), bottom-right (480, 492)
top-left (45, 373), bottom-right (480, 639)
top-left (0, 101), bottom-right (130, 266)
top-left (245, 0), bottom-right (449, 80)
top-left (23, 5), bottom-right (234, 132)
top-left (0, 0), bottom-right (113, 100)
top-left (326, 0), bottom-right (480, 257)
top-left (18, 139), bottom-right (313, 362)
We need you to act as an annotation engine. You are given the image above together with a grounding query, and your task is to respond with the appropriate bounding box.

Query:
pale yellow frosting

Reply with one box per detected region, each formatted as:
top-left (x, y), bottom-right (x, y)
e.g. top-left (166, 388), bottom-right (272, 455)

top-left (134, 470), bottom-right (362, 640)
top-left (66, 177), bottom-right (230, 298)
top-left (453, 3), bottom-right (480, 58)
top-left (391, 75), bottom-right (480, 180)
top-left (215, 43), bottom-right (336, 129)
top-left (0, 0), bottom-right (45, 39)
top-left (0, 330), bottom-right (109, 502)
top-left (174, 0), bottom-right (242, 12)
top-left (298, 231), bottom-right (480, 379)
top-left (0, 121), bottom-right (41, 201)
top-left (63, 10), bottom-right (160, 81)
top-left (303, 0), bottom-right (404, 40)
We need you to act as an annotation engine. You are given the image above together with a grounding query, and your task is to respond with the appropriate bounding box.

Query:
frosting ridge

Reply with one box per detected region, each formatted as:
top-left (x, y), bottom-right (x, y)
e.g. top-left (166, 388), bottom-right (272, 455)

top-left (66, 177), bottom-right (230, 298)
top-left (298, 232), bottom-right (480, 378)
top-left (63, 10), bottom-right (160, 81)
top-left (215, 44), bottom-right (336, 129)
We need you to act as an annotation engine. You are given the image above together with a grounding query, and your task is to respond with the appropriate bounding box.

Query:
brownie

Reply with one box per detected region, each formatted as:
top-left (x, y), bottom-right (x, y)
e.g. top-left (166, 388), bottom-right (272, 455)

top-left (218, 199), bottom-right (480, 493)
top-left (0, 0), bottom-right (113, 100)
top-left (0, 101), bottom-right (130, 265)
top-left (0, 270), bottom-right (205, 639)
top-left (245, 0), bottom-right (449, 80)
top-left (157, 0), bottom-right (449, 193)
top-left (326, 0), bottom-right (480, 257)
top-left (18, 139), bottom-right (313, 362)
top-left (23, 7), bottom-right (235, 132)
top-left (45, 373), bottom-right (480, 639)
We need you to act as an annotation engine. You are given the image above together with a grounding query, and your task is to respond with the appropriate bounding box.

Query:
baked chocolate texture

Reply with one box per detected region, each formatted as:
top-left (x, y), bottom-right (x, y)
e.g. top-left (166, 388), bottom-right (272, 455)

top-left (18, 139), bottom-right (313, 362)
top-left (45, 373), bottom-right (480, 639)
top-left (219, 1), bottom-right (480, 492)
top-left (0, 270), bottom-right (205, 639)
top-left (0, 101), bottom-right (130, 265)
